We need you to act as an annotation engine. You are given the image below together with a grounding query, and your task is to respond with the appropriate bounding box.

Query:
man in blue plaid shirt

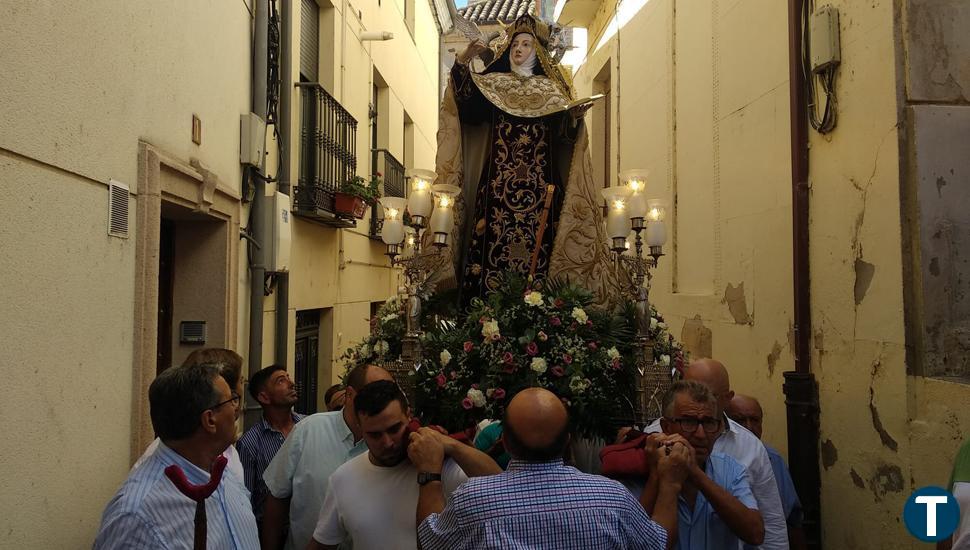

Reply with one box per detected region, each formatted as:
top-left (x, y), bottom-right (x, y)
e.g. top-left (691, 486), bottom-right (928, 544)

top-left (411, 388), bottom-right (686, 549)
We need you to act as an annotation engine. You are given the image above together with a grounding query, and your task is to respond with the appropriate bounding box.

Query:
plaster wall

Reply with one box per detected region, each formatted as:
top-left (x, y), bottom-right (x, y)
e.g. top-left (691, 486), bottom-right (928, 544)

top-left (0, 1), bottom-right (251, 546)
top-left (573, 0), bottom-right (794, 453)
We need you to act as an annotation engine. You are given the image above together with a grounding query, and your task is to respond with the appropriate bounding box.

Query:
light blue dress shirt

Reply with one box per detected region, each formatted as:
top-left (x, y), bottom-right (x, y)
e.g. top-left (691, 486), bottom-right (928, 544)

top-left (94, 442), bottom-right (259, 549)
top-left (262, 410), bottom-right (366, 550)
top-left (677, 452), bottom-right (758, 550)
top-left (765, 446), bottom-right (802, 526)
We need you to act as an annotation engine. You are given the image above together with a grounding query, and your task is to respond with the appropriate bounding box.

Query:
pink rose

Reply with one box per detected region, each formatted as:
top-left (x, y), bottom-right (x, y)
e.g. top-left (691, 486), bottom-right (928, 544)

top-left (491, 333), bottom-right (502, 342)
top-left (526, 342), bottom-right (538, 356)
top-left (436, 373), bottom-right (447, 388)
top-left (449, 370), bottom-right (458, 380)
top-left (550, 317), bottom-right (562, 326)
top-left (461, 398), bottom-right (474, 410)
top-left (588, 341), bottom-right (598, 351)
top-left (503, 351), bottom-right (515, 364)
top-left (463, 341), bottom-right (474, 353)
top-left (503, 364), bottom-right (516, 374)
top-left (538, 331), bottom-right (548, 341)
top-left (611, 357), bottom-right (621, 370)
top-left (472, 383), bottom-right (479, 389)
top-left (563, 353), bottom-right (573, 364)
top-left (587, 320), bottom-right (593, 327)
top-left (554, 298), bottom-right (564, 308)
top-left (551, 366), bottom-right (565, 377)
top-left (493, 388), bottom-right (506, 400)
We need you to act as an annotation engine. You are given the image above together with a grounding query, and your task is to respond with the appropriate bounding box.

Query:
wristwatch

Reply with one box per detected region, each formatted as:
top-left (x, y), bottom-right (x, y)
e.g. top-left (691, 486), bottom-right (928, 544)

top-left (417, 472), bottom-right (442, 485)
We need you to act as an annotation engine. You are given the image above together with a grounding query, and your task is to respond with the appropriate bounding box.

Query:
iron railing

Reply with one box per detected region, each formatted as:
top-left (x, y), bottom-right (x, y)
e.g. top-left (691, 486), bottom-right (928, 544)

top-left (293, 83), bottom-right (357, 222)
top-left (369, 148), bottom-right (407, 237)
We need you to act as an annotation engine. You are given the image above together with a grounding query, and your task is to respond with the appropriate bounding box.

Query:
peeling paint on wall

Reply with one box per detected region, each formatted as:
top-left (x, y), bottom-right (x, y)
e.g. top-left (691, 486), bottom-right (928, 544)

top-left (767, 341), bottom-right (783, 377)
top-left (869, 358), bottom-right (899, 451)
top-left (821, 438), bottom-right (839, 469)
top-left (787, 322), bottom-right (796, 357)
top-left (681, 315), bottom-right (713, 359)
top-left (854, 258), bottom-right (876, 305)
top-left (721, 282), bottom-right (753, 325)
top-left (867, 463), bottom-right (905, 502)
top-left (850, 468), bottom-right (866, 489)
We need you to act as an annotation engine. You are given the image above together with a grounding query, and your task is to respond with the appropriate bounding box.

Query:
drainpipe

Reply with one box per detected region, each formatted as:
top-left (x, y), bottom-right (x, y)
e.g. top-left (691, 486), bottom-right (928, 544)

top-left (247, 0), bottom-right (270, 429)
top-left (275, 0), bottom-right (292, 369)
top-left (784, 0), bottom-right (821, 548)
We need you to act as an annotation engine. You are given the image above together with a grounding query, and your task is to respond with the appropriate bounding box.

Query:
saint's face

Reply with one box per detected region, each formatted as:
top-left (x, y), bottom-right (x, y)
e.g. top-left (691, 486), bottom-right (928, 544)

top-left (510, 33), bottom-right (535, 67)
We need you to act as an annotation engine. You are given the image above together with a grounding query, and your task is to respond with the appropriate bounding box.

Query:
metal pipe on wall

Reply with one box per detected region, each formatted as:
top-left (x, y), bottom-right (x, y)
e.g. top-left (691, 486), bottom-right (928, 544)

top-left (275, 0), bottom-right (293, 369)
top-left (247, 0), bottom-right (270, 428)
top-left (785, 0), bottom-right (821, 547)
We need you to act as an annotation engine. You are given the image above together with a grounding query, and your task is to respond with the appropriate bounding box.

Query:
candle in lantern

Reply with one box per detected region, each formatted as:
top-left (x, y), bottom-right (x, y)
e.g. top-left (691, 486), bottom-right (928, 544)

top-left (619, 169), bottom-right (649, 221)
top-left (431, 184), bottom-right (460, 245)
top-left (378, 197), bottom-right (408, 245)
top-left (645, 198), bottom-right (668, 247)
top-left (406, 169), bottom-right (436, 221)
top-left (601, 186), bottom-right (632, 249)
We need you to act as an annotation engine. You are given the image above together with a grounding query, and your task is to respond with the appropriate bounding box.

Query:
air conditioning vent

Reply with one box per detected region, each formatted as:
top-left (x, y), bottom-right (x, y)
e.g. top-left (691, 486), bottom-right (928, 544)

top-left (108, 180), bottom-right (129, 238)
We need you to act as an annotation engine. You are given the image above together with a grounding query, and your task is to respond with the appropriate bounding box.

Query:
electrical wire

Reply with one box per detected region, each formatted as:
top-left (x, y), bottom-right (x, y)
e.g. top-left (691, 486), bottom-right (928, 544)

top-left (803, 0), bottom-right (838, 134)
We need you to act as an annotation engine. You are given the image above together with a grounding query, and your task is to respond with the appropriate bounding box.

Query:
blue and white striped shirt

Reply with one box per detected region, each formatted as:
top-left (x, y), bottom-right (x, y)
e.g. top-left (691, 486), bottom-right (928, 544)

top-left (236, 412), bottom-right (304, 520)
top-left (418, 459), bottom-right (669, 550)
top-left (93, 442), bottom-right (259, 550)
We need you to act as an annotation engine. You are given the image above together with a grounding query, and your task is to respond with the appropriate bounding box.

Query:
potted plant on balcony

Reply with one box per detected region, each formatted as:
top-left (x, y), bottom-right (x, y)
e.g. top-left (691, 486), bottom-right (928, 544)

top-left (334, 173), bottom-right (382, 219)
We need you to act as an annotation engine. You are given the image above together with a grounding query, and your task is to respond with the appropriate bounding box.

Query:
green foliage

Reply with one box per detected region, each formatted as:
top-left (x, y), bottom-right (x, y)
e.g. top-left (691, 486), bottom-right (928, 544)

top-left (339, 174), bottom-right (382, 205)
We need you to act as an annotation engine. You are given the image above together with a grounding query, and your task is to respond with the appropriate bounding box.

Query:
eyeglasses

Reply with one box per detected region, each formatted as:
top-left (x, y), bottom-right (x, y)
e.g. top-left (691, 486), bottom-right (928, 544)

top-left (667, 416), bottom-right (721, 433)
top-left (210, 393), bottom-right (242, 411)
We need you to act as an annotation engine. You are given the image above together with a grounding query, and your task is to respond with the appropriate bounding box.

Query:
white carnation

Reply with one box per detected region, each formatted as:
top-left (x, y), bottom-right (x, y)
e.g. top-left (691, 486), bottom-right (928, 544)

top-left (571, 307), bottom-right (588, 324)
top-left (482, 319), bottom-right (501, 340)
top-left (524, 291), bottom-right (544, 306)
top-left (530, 357), bottom-right (548, 374)
top-left (607, 347), bottom-right (621, 360)
top-left (374, 340), bottom-right (389, 356)
top-left (440, 350), bottom-right (452, 366)
top-left (467, 388), bottom-right (486, 407)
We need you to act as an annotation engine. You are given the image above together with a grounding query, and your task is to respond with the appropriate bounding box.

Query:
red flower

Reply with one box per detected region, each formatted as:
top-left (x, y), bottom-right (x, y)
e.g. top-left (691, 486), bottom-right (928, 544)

top-left (503, 351), bottom-right (515, 364)
top-left (471, 383), bottom-right (480, 389)
top-left (588, 341), bottom-right (598, 351)
top-left (493, 388), bottom-right (506, 400)
top-left (611, 357), bottom-right (621, 370)
top-left (526, 342), bottom-right (538, 356)
top-left (551, 366), bottom-right (565, 377)
top-left (554, 298), bottom-right (564, 308)
top-left (563, 353), bottom-right (573, 364)
top-left (503, 364), bottom-right (517, 374)
top-left (586, 320), bottom-right (593, 327)
top-left (449, 370), bottom-right (458, 380)
top-left (463, 341), bottom-right (474, 353)
top-left (461, 398), bottom-right (474, 410)
top-left (550, 316), bottom-right (562, 326)
top-left (436, 373), bottom-right (447, 388)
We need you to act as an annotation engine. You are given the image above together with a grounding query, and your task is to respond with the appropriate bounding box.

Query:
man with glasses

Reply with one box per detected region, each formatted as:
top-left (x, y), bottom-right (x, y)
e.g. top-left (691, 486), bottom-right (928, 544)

top-left (643, 358), bottom-right (788, 549)
top-left (94, 363), bottom-right (257, 549)
top-left (237, 365), bottom-right (304, 529)
top-left (639, 380), bottom-right (764, 549)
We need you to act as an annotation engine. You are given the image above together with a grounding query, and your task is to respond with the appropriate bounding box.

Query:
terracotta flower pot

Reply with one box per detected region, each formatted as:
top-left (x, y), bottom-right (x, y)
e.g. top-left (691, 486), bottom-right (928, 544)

top-left (334, 192), bottom-right (368, 219)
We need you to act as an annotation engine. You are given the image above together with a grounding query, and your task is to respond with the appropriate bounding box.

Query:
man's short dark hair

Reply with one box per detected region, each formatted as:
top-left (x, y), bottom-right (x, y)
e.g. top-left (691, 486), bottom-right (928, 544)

top-left (662, 379), bottom-right (718, 418)
top-left (346, 363), bottom-right (380, 391)
top-left (182, 348), bottom-right (244, 391)
top-left (248, 364), bottom-right (287, 401)
top-left (150, 364), bottom-right (221, 441)
top-left (353, 380), bottom-right (407, 418)
top-left (502, 414), bottom-right (570, 463)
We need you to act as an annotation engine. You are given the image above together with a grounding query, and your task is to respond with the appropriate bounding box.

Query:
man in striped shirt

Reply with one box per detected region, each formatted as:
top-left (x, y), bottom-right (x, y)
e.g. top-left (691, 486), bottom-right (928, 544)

top-left (236, 365), bottom-right (305, 526)
top-left (413, 387), bottom-right (686, 549)
top-left (94, 364), bottom-right (259, 549)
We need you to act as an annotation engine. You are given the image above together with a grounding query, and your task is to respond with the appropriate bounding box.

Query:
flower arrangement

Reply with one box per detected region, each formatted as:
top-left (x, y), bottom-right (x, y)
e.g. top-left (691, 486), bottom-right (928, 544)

top-left (340, 273), bottom-right (688, 441)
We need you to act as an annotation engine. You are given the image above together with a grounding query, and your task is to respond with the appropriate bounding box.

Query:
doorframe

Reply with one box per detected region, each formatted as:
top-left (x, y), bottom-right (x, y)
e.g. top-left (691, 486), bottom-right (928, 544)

top-left (131, 141), bottom-right (241, 462)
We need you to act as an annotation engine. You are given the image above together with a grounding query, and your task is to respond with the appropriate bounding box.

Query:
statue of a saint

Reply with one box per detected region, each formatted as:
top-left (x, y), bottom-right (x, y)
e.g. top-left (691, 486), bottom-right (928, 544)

top-left (433, 14), bottom-right (621, 307)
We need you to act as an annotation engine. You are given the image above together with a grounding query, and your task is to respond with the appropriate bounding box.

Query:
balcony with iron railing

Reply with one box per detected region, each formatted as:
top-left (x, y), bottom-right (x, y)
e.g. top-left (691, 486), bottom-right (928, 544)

top-left (293, 83), bottom-right (358, 228)
top-left (369, 149), bottom-right (407, 238)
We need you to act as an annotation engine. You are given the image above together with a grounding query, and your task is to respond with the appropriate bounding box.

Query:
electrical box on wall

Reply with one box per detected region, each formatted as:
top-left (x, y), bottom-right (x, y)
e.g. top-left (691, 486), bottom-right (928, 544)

top-left (262, 190), bottom-right (292, 273)
top-left (240, 112), bottom-right (266, 166)
top-left (810, 5), bottom-right (841, 74)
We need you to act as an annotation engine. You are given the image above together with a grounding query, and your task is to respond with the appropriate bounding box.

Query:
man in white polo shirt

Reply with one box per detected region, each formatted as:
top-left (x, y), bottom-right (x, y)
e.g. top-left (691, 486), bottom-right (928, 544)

top-left (307, 380), bottom-right (501, 550)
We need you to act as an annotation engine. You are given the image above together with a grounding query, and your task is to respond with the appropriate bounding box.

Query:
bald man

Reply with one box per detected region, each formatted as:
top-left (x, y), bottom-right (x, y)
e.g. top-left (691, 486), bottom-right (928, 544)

top-left (643, 359), bottom-right (790, 550)
top-left (727, 395), bottom-right (806, 550)
top-left (413, 388), bottom-right (686, 549)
